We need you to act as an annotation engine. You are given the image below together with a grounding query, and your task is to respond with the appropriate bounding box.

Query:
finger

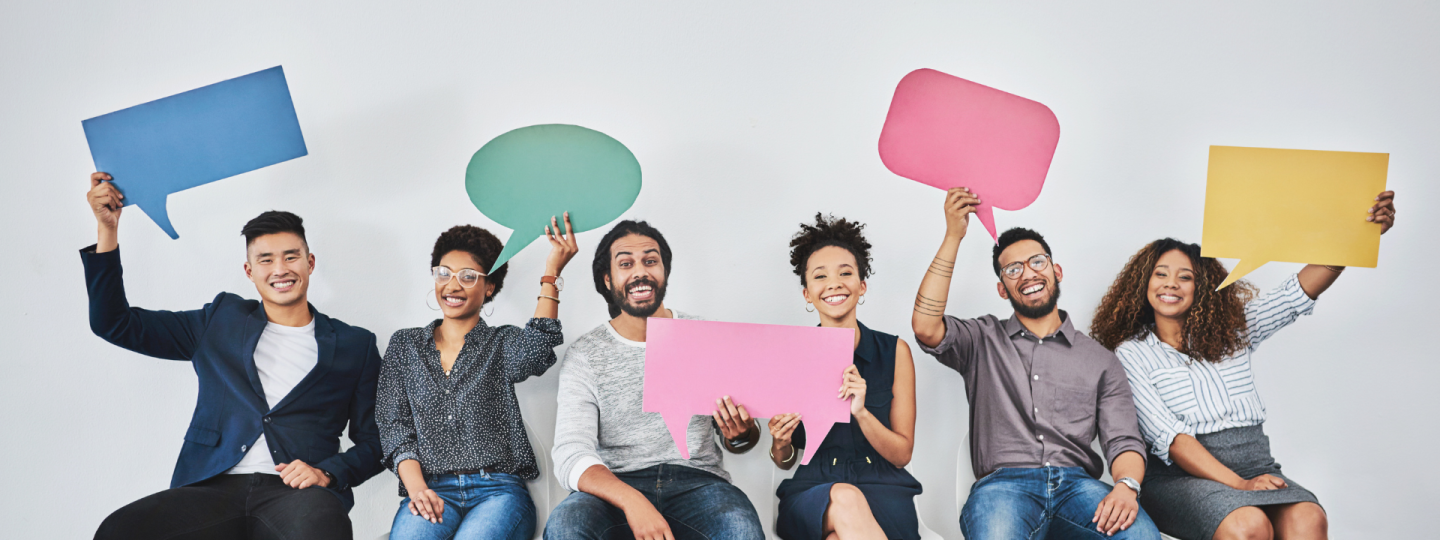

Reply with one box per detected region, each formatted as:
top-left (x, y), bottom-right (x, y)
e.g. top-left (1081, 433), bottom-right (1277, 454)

top-left (90, 172), bottom-right (111, 187)
top-left (714, 398), bottom-right (733, 423)
top-left (1376, 190), bottom-right (1394, 202)
top-left (712, 411), bottom-right (729, 434)
top-left (298, 477), bottom-right (314, 489)
top-left (408, 500), bottom-right (419, 516)
top-left (563, 211), bottom-right (575, 241)
top-left (736, 404), bottom-right (751, 424)
top-left (1103, 503), bottom-right (1122, 533)
top-left (723, 396), bottom-right (741, 420)
top-left (551, 215), bottom-right (561, 239)
top-left (1121, 507), bottom-right (1137, 530)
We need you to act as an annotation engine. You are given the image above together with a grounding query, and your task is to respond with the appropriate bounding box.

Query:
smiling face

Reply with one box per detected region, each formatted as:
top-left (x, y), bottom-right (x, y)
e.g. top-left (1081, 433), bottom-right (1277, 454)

top-left (1147, 248), bottom-right (1196, 321)
top-left (605, 233), bottom-right (668, 318)
top-left (244, 232), bottom-right (314, 308)
top-left (435, 250), bottom-right (495, 321)
top-left (996, 239), bottom-right (1062, 319)
top-left (802, 245), bottom-right (867, 321)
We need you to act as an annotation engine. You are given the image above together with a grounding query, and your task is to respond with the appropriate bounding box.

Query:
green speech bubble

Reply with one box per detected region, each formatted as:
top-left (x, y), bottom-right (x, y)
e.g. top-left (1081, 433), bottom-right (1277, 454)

top-left (466, 124), bottom-right (642, 270)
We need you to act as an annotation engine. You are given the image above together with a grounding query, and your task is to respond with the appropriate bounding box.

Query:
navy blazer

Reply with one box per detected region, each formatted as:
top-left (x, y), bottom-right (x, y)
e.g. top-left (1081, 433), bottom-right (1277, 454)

top-left (81, 246), bottom-right (384, 509)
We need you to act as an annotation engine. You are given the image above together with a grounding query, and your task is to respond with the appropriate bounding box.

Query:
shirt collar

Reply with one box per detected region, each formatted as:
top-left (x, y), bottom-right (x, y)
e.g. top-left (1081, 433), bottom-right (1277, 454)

top-left (421, 317), bottom-right (490, 345)
top-left (1003, 310), bottom-right (1077, 345)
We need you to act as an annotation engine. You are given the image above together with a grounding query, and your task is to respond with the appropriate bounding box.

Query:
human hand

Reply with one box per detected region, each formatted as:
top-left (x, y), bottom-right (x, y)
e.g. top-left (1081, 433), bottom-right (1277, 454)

top-left (1234, 474), bottom-right (1288, 491)
top-left (88, 172), bottom-right (123, 231)
top-left (838, 365), bottom-right (868, 417)
top-left (1091, 483), bottom-right (1139, 536)
top-left (712, 395), bottom-right (754, 440)
top-left (274, 460), bottom-right (331, 489)
top-left (768, 413), bottom-right (801, 449)
top-left (622, 496), bottom-right (674, 540)
top-left (1369, 190), bottom-right (1395, 234)
top-left (544, 212), bottom-right (580, 276)
top-left (942, 187), bottom-right (981, 241)
top-left (406, 486), bottom-right (446, 524)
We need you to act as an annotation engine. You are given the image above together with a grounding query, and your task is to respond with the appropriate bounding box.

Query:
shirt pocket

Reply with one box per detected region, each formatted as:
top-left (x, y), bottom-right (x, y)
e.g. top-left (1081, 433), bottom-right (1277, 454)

top-left (1149, 366), bottom-right (1200, 419)
top-left (1216, 357), bottom-right (1258, 398)
top-left (1050, 385), bottom-right (1097, 441)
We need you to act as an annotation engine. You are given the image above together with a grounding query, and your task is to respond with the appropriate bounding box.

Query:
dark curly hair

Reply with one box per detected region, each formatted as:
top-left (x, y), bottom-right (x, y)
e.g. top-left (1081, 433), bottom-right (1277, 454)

top-left (992, 227), bottom-right (1052, 278)
top-left (430, 225), bottom-right (508, 304)
top-left (789, 213), bottom-right (873, 285)
top-left (1090, 238), bottom-right (1256, 363)
top-left (592, 220), bottom-right (673, 318)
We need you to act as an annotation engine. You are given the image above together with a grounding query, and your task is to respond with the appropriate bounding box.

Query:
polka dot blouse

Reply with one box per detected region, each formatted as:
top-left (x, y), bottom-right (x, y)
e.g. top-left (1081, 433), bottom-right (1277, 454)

top-left (377, 317), bottom-right (562, 495)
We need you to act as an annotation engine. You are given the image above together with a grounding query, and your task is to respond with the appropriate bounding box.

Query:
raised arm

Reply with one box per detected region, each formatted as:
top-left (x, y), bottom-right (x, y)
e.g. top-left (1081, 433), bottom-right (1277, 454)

top-left (1296, 190), bottom-right (1395, 298)
top-left (532, 212), bottom-right (579, 320)
top-left (83, 172), bottom-right (213, 359)
top-left (912, 187), bottom-right (980, 348)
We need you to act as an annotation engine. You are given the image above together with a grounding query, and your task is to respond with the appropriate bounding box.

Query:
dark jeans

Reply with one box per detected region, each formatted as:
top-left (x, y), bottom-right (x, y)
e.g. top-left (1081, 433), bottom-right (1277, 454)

top-left (94, 473), bottom-right (351, 540)
top-left (961, 467), bottom-right (1160, 540)
top-left (544, 464), bottom-right (763, 540)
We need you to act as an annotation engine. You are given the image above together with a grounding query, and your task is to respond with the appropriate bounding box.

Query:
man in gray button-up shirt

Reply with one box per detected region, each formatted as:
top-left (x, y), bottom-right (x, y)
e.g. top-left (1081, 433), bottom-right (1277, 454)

top-left (911, 188), bottom-right (1159, 540)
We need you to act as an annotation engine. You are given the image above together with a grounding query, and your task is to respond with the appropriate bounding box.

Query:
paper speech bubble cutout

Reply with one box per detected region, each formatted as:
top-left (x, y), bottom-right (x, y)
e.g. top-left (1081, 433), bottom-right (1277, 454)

top-left (879, 68), bottom-right (1060, 243)
top-left (643, 318), bottom-right (854, 466)
top-left (466, 125), bottom-right (642, 270)
top-left (1202, 145), bottom-right (1388, 289)
top-left (81, 66), bottom-right (308, 239)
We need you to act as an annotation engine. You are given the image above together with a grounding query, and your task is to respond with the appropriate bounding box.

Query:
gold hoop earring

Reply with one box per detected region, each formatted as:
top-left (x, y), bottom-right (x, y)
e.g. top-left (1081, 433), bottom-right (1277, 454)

top-left (805, 302), bottom-right (815, 313)
top-left (425, 290), bottom-right (440, 311)
top-left (483, 298), bottom-right (495, 318)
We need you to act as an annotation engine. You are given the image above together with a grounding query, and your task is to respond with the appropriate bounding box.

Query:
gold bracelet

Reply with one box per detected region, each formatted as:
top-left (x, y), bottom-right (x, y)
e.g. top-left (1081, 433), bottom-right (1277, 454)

top-left (537, 294), bottom-right (560, 304)
top-left (781, 444), bottom-right (797, 464)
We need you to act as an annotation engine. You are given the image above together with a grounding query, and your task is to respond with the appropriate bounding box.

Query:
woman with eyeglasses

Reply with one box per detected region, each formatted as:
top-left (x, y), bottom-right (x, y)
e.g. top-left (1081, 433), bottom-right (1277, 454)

top-left (377, 216), bottom-right (579, 540)
top-left (1088, 191), bottom-right (1395, 540)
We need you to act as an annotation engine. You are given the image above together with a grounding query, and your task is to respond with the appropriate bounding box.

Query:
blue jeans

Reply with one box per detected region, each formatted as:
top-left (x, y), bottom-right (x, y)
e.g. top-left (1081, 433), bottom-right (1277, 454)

top-left (390, 471), bottom-right (536, 540)
top-left (544, 464), bottom-right (763, 540)
top-left (962, 467), bottom-right (1161, 540)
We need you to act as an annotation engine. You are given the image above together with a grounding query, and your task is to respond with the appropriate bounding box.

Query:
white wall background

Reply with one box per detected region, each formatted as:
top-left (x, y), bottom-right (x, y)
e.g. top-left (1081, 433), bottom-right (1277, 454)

top-left (2, 1), bottom-right (1436, 538)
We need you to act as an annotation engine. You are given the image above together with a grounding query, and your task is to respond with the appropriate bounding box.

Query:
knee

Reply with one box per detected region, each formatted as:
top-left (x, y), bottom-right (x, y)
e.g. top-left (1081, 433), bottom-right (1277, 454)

top-left (1286, 503), bottom-right (1328, 535)
top-left (828, 483), bottom-right (871, 515)
top-left (713, 503), bottom-right (764, 540)
top-left (544, 494), bottom-right (608, 540)
top-left (1216, 507), bottom-right (1273, 540)
top-left (94, 506), bottom-right (138, 540)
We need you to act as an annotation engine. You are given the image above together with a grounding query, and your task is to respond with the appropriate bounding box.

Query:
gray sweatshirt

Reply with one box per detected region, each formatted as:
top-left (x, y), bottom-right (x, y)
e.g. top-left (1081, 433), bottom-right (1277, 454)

top-left (552, 311), bottom-right (731, 491)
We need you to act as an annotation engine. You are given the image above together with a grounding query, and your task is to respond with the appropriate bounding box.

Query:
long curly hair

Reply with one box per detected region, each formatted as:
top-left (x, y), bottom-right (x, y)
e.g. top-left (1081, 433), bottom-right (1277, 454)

top-left (789, 213), bottom-right (873, 286)
top-left (1090, 238), bottom-right (1255, 363)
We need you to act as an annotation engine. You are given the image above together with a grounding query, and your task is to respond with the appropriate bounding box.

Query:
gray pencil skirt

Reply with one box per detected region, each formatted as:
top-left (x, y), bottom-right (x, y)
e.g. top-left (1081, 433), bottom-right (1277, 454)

top-left (1140, 424), bottom-right (1321, 540)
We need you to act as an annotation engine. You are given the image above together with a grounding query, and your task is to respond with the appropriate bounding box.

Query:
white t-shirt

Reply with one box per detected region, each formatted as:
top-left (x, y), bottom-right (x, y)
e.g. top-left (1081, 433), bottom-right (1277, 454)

top-left (227, 318), bottom-right (319, 475)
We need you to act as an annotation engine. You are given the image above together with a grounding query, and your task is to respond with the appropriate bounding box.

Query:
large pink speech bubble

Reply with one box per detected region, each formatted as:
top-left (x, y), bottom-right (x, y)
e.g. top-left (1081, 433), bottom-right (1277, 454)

top-left (643, 318), bottom-right (854, 466)
top-left (879, 68), bottom-right (1061, 243)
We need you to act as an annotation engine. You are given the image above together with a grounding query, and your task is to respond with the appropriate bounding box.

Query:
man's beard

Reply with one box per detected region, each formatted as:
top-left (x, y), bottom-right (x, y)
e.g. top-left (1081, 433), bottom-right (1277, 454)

top-left (611, 276), bottom-right (668, 318)
top-left (1009, 279), bottom-right (1061, 319)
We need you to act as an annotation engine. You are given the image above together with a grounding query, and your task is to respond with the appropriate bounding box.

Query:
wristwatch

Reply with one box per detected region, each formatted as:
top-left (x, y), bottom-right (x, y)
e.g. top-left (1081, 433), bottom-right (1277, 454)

top-left (1116, 477), bottom-right (1141, 497)
top-left (321, 469), bottom-right (337, 487)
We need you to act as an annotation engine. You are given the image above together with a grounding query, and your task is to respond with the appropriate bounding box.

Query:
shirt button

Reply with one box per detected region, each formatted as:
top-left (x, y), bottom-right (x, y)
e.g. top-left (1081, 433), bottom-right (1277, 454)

top-left (1033, 375), bottom-right (1039, 380)
top-left (1038, 435), bottom-right (1044, 441)
top-left (1034, 407), bottom-right (1039, 414)
top-left (241, 445), bottom-right (248, 452)
top-left (264, 417), bottom-right (271, 424)
top-left (1038, 339), bottom-right (1044, 344)
top-left (1045, 461), bottom-right (1051, 467)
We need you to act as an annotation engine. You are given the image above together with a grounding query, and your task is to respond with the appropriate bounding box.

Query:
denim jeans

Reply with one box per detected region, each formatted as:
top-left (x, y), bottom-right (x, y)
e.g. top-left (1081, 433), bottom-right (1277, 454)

top-left (544, 464), bottom-right (763, 540)
top-left (390, 471), bottom-right (536, 540)
top-left (961, 467), bottom-right (1161, 540)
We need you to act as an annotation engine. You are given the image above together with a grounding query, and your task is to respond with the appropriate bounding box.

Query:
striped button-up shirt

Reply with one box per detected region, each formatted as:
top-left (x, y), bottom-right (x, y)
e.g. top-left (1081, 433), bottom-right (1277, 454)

top-left (1115, 274), bottom-right (1315, 465)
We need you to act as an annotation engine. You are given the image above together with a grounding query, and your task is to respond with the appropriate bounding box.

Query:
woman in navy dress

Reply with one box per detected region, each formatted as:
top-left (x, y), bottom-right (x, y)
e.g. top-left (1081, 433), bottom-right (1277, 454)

top-left (771, 213), bottom-right (923, 540)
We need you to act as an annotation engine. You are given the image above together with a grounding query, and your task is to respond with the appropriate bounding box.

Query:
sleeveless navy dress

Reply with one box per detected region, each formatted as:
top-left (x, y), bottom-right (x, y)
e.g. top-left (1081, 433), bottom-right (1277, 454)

top-left (775, 322), bottom-right (924, 540)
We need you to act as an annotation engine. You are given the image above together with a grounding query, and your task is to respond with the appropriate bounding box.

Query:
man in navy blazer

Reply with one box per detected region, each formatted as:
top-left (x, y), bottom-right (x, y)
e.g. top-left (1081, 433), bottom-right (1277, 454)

top-left (85, 173), bottom-right (383, 540)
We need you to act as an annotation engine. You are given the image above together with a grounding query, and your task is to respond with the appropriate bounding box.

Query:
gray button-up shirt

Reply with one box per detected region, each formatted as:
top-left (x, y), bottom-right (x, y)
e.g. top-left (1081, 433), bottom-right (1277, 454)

top-left (918, 311), bottom-right (1146, 479)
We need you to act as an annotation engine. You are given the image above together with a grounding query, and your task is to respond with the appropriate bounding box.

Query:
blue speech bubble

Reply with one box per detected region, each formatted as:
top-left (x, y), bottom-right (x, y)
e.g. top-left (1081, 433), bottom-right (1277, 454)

top-left (81, 66), bottom-right (308, 239)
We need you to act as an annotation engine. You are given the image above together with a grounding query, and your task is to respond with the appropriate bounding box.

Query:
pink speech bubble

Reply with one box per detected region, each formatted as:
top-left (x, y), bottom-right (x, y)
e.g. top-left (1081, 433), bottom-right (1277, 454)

top-left (879, 68), bottom-right (1061, 243)
top-left (643, 318), bottom-right (855, 466)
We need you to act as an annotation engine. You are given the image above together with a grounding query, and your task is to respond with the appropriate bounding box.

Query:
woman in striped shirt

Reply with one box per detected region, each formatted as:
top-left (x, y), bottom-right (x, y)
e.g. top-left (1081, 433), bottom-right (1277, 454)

top-left (1088, 190), bottom-right (1394, 540)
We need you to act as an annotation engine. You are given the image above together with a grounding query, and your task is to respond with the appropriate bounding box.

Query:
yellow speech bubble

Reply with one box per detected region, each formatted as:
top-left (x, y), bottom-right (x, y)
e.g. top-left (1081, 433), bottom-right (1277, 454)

top-left (1202, 145), bottom-right (1388, 290)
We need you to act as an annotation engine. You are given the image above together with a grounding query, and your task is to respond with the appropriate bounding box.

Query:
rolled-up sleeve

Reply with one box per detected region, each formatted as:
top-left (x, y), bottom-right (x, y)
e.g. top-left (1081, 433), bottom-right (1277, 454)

top-left (1245, 274), bottom-right (1316, 353)
top-left (500, 317), bottom-right (564, 383)
top-left (1115, 343), bottom-right (1193, 465)
top-left (1096, 354), bottom-right (1149, 467)
top-left (915, 315), bottom-right (980, 374)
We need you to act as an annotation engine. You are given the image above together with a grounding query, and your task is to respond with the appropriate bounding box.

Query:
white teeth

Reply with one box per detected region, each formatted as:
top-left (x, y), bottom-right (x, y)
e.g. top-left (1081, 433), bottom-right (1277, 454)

top-left (823, 295), bottom-right (848, 303)
top-left (1022, 284), bottom-right (1043, 295)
